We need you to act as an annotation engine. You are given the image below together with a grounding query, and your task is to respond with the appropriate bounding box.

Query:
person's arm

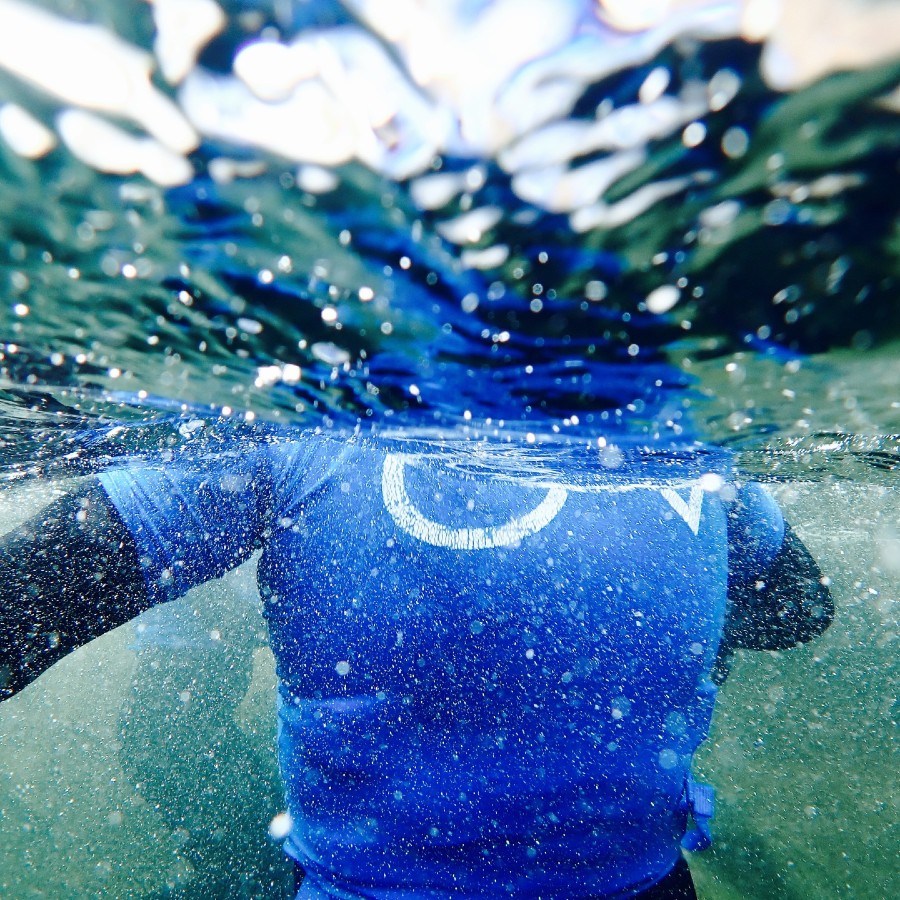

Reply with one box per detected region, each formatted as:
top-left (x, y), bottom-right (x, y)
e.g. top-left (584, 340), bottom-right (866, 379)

top-left (1, 444), bottom-right (278, 700)
top-left (713, 488), bottom-right (834, 683)
top-left (0, 479), bottom-right (149, 700)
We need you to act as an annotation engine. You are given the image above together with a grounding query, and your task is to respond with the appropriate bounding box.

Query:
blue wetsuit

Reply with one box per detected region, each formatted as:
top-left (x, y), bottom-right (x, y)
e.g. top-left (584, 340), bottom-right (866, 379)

top-left (96, 433), bottom-right (786, 899)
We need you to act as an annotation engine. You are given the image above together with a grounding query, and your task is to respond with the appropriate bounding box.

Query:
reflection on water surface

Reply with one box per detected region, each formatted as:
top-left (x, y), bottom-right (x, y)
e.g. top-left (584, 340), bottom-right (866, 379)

top-left (0, 1), bottom-right (897, 897)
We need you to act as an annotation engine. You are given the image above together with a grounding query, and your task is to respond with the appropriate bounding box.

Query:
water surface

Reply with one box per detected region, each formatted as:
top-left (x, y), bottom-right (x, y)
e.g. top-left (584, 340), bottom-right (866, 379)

top-left (0, 2), bottom-right (897, 897)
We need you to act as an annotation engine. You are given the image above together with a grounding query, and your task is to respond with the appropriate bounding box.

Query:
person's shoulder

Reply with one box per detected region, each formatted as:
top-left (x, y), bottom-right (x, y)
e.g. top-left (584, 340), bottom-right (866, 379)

top-left (726, 482), bottom-right (786, 571)
top-left (729, 482), bottom-right (784, 524)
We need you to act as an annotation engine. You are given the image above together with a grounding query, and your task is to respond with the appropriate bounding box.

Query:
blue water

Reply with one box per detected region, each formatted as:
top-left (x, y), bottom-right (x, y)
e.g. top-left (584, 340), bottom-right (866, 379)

top-left (0, 2), bottom-right (897, 897)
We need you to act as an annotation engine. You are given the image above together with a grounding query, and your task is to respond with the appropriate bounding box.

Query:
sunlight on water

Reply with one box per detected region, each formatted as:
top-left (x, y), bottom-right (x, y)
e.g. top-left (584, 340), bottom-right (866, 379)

top-left (0, 1), bottom-right (897, 897)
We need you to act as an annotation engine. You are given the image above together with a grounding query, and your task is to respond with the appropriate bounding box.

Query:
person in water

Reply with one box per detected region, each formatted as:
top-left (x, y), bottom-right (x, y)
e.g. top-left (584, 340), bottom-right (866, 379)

top-left (0, 426), bottom-right (832, 899)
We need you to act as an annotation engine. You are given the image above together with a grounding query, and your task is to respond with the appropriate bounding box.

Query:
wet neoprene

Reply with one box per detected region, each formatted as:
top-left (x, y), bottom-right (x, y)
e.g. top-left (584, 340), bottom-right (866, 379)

top-left (713, 520), bottom-right (834, 682)
top-left (0, 476), bottom-right (833, 700)
top-left (0, 450), bottom-right (835, 898)
top-left (0, 480), bottom-right (147, 699)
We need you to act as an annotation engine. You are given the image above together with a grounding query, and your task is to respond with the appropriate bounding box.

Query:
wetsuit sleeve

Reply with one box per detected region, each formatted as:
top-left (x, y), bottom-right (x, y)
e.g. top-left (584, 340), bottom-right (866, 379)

top-left (97, 450), bottom-right (274, 606)
top-left (0, 479), bottom-right (149, 700)
top-left (714, 484), bottom-right (834, 683)
top-left (1, 448), bottom-right (276, 701)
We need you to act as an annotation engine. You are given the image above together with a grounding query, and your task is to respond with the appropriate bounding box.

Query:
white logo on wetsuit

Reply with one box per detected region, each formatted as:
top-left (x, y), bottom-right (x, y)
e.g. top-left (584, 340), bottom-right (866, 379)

top-left (381, 454), bottom-right (706, 547)
top-left (381, 453), bottom-right (568, 550)
top-left (659, 486), bottom-right (704, 535)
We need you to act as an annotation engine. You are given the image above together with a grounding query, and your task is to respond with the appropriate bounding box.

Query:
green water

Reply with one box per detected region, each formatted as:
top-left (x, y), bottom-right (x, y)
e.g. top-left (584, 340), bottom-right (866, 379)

top-left (0, 486), bottom-right (291, 898)
top-left (1, 322), bottom-right (898, 900)
top-left (1, 450), bottom-right (897, 899)
top-left (0, 2), bottom-right (898, 896)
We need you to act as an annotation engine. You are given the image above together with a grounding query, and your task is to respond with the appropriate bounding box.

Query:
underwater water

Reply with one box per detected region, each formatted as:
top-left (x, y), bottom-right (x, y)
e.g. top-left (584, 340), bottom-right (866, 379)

top-left (0, 1), bottom-right (898, 897)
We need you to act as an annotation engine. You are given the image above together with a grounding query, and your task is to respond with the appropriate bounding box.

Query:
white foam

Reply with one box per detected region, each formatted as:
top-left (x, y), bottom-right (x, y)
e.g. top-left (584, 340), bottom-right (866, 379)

top-left (4, 0), bottom-right (889, 217)
top-left (0, 103), bottom-right (55, 158)
top-left (179, 69), bottom-right (357, 167)
top-left (645, 285), bottom-right (681, 315)
top-left (56, 109), bottom-right (193, 186)
top-left (297, 165), bottom-right (340, 194)
top-left (234, 39), bottom-right (319, 103)
top-left (599, 0), bottom-right (673, 33)
top-left (0, 0), bottom-right (197, 154)
top-left (512, 151), bottom-right (644, 214)
top-left (461, 245), bottom-right (510, 270)
top-left (150, 0), bottom-right (225, 84)
top-left (435, 207), bottom-right (503, 245)
top-left (570, 176), bottom-right (693, 232)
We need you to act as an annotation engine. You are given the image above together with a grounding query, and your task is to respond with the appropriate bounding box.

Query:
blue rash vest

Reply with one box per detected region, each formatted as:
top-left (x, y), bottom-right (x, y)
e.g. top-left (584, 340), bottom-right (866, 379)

top-left (99, 432), bottom-right (785, 899)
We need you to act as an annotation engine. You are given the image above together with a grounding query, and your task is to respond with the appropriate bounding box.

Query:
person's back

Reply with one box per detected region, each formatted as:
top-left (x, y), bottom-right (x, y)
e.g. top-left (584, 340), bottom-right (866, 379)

top-left (273, 441), bottom-right (728, 897)
top-left (95, 433), bottom-right (789, 897)
top-left (2, 429), bottom-right (831, 898)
